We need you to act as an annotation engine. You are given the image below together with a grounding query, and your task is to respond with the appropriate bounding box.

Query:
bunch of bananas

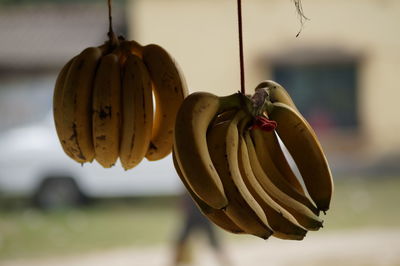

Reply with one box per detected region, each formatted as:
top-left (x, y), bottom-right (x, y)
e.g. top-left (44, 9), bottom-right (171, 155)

top-left (53, 37), bottom-right (187, 169)
top-left (173, 80), bottom-right (333, 240)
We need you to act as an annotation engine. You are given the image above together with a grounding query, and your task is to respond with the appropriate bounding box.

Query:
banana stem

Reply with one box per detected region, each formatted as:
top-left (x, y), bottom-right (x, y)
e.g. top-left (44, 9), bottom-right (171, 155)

top-left (251, 88), bottom-right (271, 116)
top-left (252, 88), bottom-right (267, 113)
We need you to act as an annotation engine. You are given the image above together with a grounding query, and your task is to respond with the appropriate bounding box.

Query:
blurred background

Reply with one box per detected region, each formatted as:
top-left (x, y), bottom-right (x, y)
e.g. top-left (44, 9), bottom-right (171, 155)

top-left (0, 0), bottom-right (399, 265)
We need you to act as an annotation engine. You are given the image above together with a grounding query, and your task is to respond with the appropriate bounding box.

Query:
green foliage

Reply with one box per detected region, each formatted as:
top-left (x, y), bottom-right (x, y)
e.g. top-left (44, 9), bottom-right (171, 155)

top-left (0, 198), bottom-right (180, 260)
top-left (0, 177), bottom-right (399, 260)
top-left (324, 177), bottom-right (400, 230)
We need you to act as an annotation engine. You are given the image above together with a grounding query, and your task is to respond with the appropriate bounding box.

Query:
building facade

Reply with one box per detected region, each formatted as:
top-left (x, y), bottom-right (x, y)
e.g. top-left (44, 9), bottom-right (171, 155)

top-left (128, 0), bottom-right (400, 163)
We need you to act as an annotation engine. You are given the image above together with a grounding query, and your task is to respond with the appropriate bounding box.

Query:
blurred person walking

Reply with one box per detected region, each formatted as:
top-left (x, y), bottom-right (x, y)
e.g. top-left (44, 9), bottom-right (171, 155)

top-left (171, 191), bottom-right (232, 266)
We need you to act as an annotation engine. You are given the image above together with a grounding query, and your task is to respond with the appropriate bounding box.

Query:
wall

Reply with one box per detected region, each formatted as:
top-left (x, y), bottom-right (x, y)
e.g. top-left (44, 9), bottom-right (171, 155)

top-left (128, 0), bottom-right (400, 157)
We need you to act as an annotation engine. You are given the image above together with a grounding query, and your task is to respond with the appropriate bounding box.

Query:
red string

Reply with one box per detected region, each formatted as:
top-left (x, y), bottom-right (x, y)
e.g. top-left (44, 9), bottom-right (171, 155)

top-left (252, 116), bottom-right (277, 132)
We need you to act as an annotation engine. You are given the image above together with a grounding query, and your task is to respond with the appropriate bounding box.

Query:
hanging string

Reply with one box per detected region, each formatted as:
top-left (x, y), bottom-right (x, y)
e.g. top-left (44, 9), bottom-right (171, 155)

top-left (237, 0), bottom-right (245, 95)
top-left (293, 0), bottom-right (309, 37)
top-left (107, 0), bottom-right (114, 40)
top-left (107, 0), bottom-right (119, 47)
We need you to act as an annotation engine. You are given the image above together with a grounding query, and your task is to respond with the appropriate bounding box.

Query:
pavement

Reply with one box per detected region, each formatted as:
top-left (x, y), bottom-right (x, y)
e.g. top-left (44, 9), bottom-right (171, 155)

top-left (2, 229), bottom-right (400, 266)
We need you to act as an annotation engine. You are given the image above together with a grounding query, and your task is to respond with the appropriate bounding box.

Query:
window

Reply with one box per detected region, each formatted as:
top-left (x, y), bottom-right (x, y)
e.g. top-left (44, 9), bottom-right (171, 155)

top-left (273, 61), bottom-right (358, 133)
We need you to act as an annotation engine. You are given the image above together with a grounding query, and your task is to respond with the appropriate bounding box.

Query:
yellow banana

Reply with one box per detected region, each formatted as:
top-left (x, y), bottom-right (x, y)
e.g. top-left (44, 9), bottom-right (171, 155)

top-left (119, 54), bottom-right (154, 170)
top-left (92, 52), bottom-right (122, 168)
top-left (98, 41), bottom-right (113, 55)
top-left (255, 80), bottom-right (299, 112)
top-left (268, 102), bottom-right (333, 212)
top-left (244, 132), bottom-right (323, 231)
top-left (115, 40), bottom-right (143, 66)
top-left (53, 57), bottom-right (75, 160)
top-left (172, 150), bottom-right (244, 234)
top-left (210, 109), bottom-right (237, 127)
top-left (251, 126), bottom-right (305, 194)
top-left (207, 111), bottom-right (273, 239)
top-left (58, 47), bottom-right (102, 163)
top-left (237, 121), bottom-right (307, 240)
top-left (174, 92), bottom-right (242, 209)
top-left (121, 40), bottom-right (143, 58)
top-left (142, 44), bottom-right (188, 161)
top-left (250, 128), bottom-right (318, 214)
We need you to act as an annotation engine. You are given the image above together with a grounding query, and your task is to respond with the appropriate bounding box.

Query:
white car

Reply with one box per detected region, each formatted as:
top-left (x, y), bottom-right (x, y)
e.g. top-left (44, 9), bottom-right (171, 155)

top-left (0, 115), bottom-right (182, 208)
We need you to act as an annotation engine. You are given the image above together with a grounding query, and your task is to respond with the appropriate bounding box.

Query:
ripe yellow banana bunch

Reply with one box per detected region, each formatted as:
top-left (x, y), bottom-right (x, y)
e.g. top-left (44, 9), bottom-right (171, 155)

top-left (173, 80), bottom-right (333, 240)
top-left (53, 38), bottom-right (188, 169)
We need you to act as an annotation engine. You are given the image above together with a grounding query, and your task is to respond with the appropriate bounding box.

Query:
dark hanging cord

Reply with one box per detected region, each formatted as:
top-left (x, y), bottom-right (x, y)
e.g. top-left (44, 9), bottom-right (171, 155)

top-left (237, 0), bottom-right (245, 95)
top-left (107, 0), bottom-right (114, 40)
top-left (107, 0), bottom-right (119, 48)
